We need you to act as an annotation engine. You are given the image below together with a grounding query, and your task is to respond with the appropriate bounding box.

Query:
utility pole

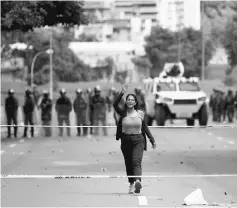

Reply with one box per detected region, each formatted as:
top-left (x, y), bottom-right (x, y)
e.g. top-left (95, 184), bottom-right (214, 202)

top-left (201, 1), bottom-right (205, 81)
top-left (49, 30), bottom-right (53, 100)
top-left (177, 24), bottom-right (182, 62)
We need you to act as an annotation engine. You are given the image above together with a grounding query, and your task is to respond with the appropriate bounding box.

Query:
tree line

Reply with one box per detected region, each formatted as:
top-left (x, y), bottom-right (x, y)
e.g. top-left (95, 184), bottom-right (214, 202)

top-left (1, 1), bottom-right (237, 85)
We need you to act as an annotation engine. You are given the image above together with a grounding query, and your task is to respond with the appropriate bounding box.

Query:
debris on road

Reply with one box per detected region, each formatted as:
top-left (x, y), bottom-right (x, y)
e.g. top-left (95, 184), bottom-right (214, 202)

top-left (180, 161), bottom-right (183, 164)
top-left (101, 168), bottom-right (107, 172)
top-left (184, 188), bottom-right (208, 206)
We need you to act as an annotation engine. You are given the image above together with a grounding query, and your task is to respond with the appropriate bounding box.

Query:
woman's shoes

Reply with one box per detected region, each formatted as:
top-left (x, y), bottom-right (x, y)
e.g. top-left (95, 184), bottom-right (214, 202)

top-left (134, 180), bottom-right (142, 194)
top-left (128, 183), bottom-right (135, 194)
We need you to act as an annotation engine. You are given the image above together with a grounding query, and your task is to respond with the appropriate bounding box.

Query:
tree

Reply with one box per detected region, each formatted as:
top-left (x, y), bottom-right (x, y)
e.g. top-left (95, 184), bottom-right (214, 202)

top-left (2, 27), bottom-right (95, 85)
top-left (144, 27), bottom-right (215, 78)
top-left (131, 56), bottom-right (152, 79)
top-left (1, 1), bottom-right (87, 32)
top-left (95, 57), bottom-right (114, 80)
top-left (223, 15), bottom-right (237, 69)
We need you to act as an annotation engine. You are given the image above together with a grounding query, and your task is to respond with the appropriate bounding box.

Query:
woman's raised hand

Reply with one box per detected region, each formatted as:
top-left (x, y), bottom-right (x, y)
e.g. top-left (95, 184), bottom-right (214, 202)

top-left (121, 84), bottom-right (129, 93)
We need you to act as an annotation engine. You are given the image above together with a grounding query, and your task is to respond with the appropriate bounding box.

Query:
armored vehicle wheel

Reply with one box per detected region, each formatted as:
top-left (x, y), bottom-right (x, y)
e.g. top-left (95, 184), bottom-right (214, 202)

top-left (155, 105), bottom-right (166, 126)
top-left (198, 105), bottom-right (208, 126)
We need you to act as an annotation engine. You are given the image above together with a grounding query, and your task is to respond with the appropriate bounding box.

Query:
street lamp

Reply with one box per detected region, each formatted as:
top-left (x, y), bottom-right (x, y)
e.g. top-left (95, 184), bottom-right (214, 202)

top-left (30, 49), bottom-right (54, 88)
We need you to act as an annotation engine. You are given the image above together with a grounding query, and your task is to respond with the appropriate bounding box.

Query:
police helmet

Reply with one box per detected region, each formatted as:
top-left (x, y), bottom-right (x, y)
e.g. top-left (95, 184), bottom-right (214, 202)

top-left (25, 89), bottom-right (31, 95)
top-left (43, 90), bottom-right (49, 95)
top-left (76, 88), bottom-right (82, 93)
top-left (8, 89), bottom-right (14, 94)
top-left (60, 88), bottom-right (66, 94)
top-left (95, 85), bottom-right (101, 92)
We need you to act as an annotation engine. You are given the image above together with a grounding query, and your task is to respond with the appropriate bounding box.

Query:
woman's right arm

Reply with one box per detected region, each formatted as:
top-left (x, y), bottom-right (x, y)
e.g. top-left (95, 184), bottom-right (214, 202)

top-left (113, 91), bottom-right (124, 116)
top-left (113, 84), bottom-right (129, 116)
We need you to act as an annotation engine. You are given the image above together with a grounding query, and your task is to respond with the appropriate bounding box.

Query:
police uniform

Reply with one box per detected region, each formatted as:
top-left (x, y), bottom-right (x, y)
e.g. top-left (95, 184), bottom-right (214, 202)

top-left (91, 86), bottom-right (107, 136)
top-left (23, 89), bottom-right (35, 138)
top-left (86, 88), bottom-right (94, 134)
top-left (209, 89), bottom-right (217, 121)
top-left (5, 89), bottom-right (19, 138)
top-left (39, 90), bottom-right (52, 136)
top-left (73, 89), bottom-right (89, 136)
top-left (225, 90), bottom-right (235, 123)
top-left (55, 89), bottom-right (72, 136)
top-left (234, 91), bottom-right (237, 119)
top-left (213, 90), bottom-right (225, 123)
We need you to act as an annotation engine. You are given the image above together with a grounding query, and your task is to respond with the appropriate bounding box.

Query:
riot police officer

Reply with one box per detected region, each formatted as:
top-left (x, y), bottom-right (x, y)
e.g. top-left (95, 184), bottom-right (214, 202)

top-left (39, 90), bottom-right (52, 137)
top-left (225, 90), bottom-right (235, 123)
top-left (86, 88), bottom-right (94, 135)
top-left (209, 88), bottom-right (217, 122)
top-left (5, 89), bottom-right (19, 138)
top-left (55, 88), bottom-right (72, 137)
top-left (106, 87), bottom-right (116, 113)
top-left (91, 85), bottom-right (107, 136)
top-left (73, 88), bottom-right (89, 136)
top-left (213, 89), bottom-right (225, 123)
top-left (23, 89), bottom-right (35, 138)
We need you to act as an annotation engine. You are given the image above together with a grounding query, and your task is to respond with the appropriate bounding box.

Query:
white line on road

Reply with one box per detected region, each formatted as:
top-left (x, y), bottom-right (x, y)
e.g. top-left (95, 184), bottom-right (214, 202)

top-left (228, 141), bottom-right (235, 145)
top-left (0, 150), bottom-right (5, 155)
top-left (208, 132), bottom-right (213, 136)
top-left (217, 137), bottom-right (223, 140)
top-left (2, 174), bottom-right (237, 179)
top-left (137, 196), bottom-right (148, 206)
top-left (9, 144), bottom-right (16, 148)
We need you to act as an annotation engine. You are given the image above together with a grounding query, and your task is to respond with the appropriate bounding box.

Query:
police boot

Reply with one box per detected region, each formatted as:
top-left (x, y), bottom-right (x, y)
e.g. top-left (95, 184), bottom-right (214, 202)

top-left (23, 127), bottom-right (28, 138)
top-left (14, 126), bottom-right (18, 138)
top-left (31, 127), bottom-right (34, 138)
top-left (59, 128), bottom-right (63, 137)
top-left (83, 127), bottom-right (88, 136)
top-left (7, 127), bottom-right (11, 138)
top-left (67, 128), bottom-right (71, 137)
top-left (77, 127), bottom-right (81, 136)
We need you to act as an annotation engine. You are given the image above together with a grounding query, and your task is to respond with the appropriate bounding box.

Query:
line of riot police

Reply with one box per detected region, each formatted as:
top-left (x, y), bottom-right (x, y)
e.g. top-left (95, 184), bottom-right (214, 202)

top-left (209, 89), bottom-right (237, 123)
top-left (4, 85), bottom-right (146, 139)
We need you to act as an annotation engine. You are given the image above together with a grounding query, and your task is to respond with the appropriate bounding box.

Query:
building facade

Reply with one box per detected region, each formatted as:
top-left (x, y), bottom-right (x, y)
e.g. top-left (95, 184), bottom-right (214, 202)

top-left (159, 0), bottom-right (200, 31)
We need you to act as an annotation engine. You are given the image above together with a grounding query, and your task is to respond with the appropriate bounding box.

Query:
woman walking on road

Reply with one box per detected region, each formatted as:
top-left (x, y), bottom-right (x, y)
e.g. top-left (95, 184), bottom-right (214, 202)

top-left (113, 84), bottom-right (157, 194)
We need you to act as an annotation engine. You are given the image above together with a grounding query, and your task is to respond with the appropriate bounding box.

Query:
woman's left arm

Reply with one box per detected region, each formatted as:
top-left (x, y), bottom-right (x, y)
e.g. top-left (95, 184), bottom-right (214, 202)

top-left (140, 111), bottom-right (156, 146)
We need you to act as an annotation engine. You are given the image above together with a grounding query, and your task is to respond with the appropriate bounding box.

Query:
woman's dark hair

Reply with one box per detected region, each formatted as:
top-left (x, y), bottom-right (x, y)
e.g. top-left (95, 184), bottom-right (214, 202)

top-left (124, 93), bottom-right (139, 110)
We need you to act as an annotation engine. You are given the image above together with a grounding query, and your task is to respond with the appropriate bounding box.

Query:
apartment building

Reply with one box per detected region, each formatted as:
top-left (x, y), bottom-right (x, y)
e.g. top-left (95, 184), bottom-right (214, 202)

top-left (114, 0), bottom-right (159, 24)
top-left (159, 0), bottom-right (200, 31)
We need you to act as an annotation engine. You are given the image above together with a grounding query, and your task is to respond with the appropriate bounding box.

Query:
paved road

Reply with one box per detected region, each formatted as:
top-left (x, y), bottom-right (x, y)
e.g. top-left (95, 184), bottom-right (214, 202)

top-left (1, 121), bottom-right (237, 207)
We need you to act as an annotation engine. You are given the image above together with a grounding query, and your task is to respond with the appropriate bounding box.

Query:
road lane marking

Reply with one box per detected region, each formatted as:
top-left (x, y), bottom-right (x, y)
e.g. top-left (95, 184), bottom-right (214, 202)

top-left (228, 141), bottom-right (235, 145)
top-left (9, 144), bottom-right (16, 148)
top-left (0, 150), bottom-right (5, 155)
top-left (208, 132), bottom-right (213, 136)
top-left (137, 196), bottom-right (148, 206)
top-left (217, 137), bottom-right (223, 140)
top-left (2, 174), bottom-right (237, 179)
